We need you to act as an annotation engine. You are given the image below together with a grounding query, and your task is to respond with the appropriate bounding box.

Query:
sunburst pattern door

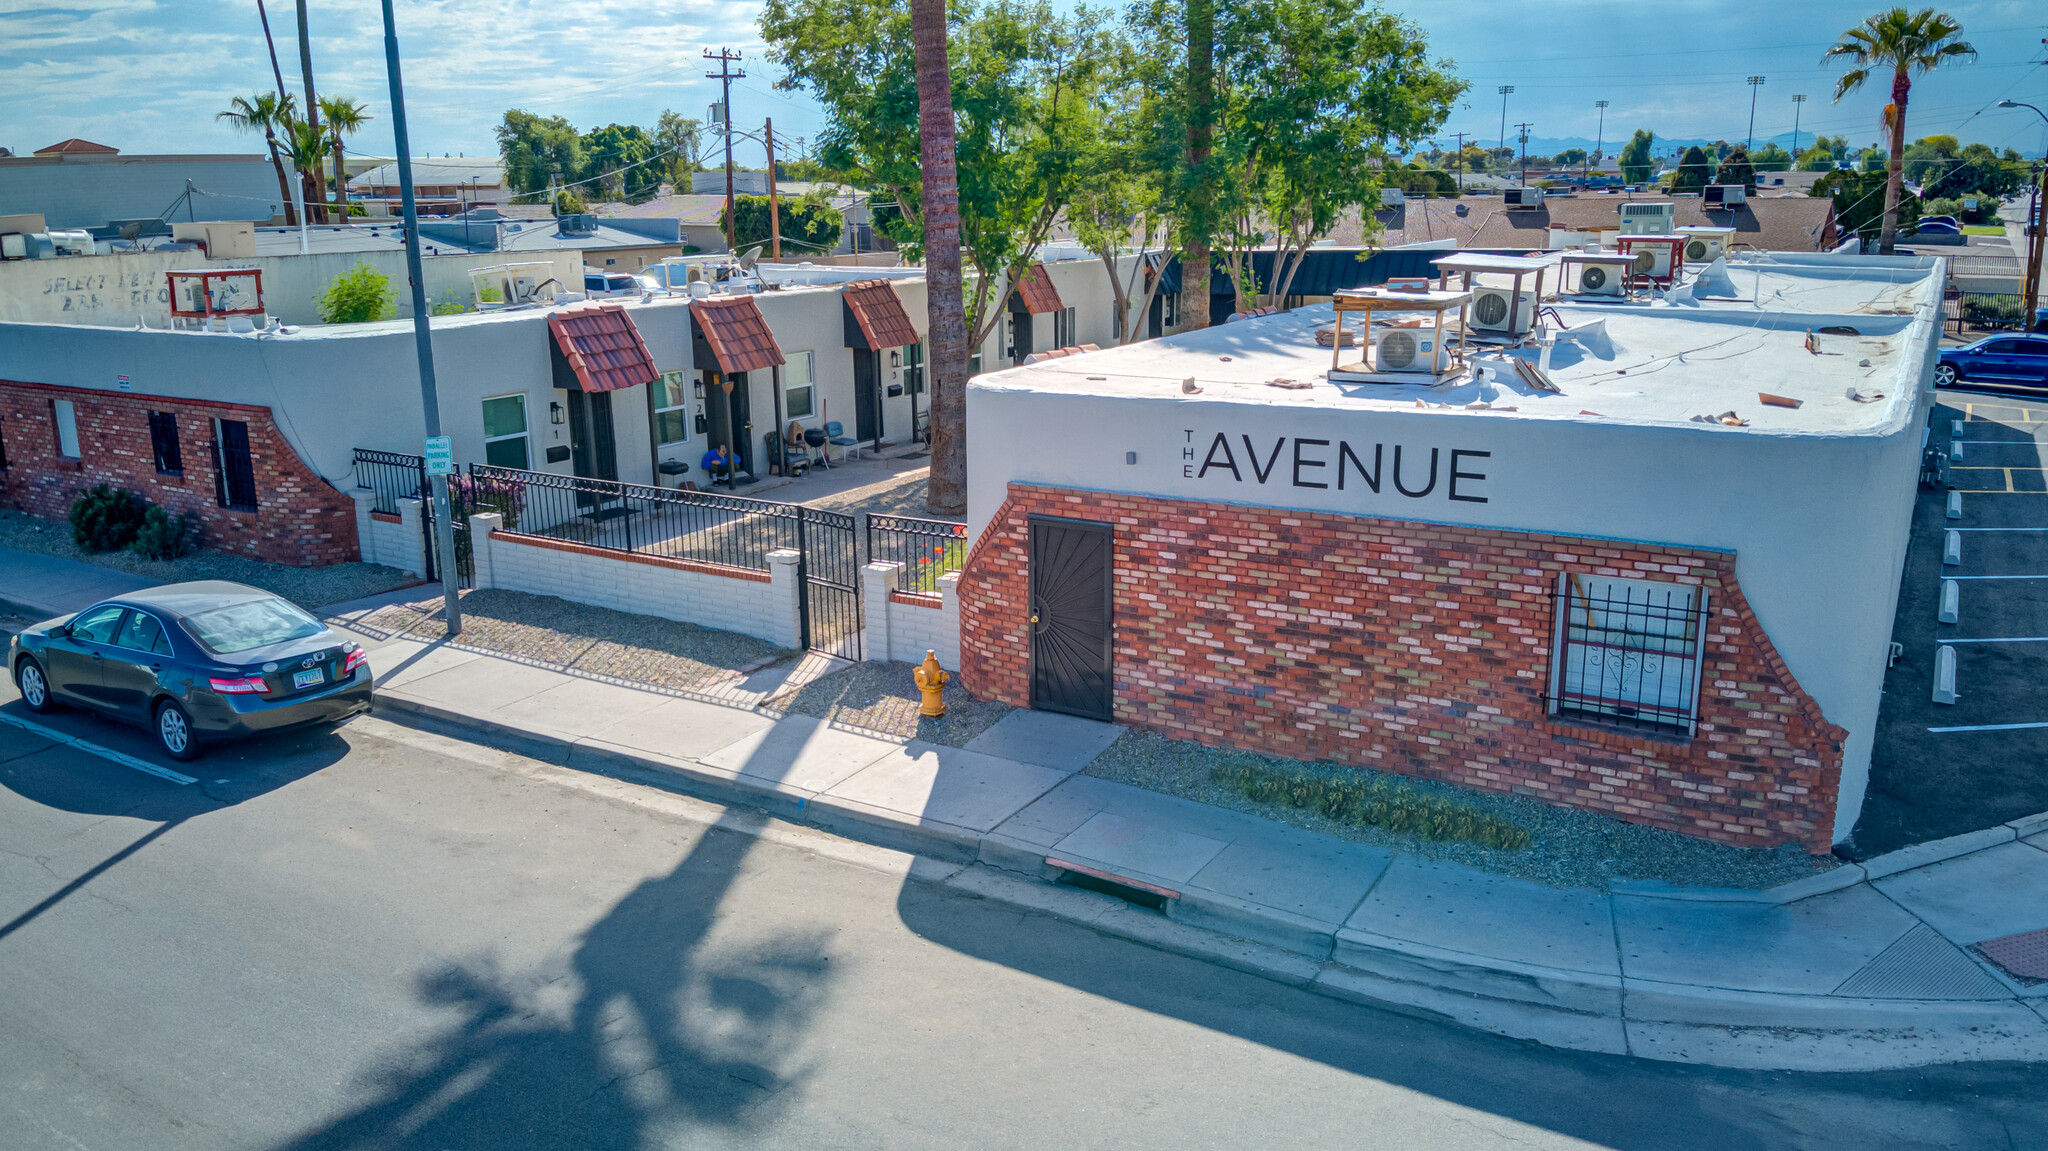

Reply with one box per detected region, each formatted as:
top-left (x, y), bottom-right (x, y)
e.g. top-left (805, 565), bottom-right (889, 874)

top-left (1029, 517), bottom-right (1113, 721)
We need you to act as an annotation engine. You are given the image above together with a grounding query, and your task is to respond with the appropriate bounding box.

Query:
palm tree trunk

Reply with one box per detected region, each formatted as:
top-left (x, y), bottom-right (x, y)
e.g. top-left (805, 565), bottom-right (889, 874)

top-left (1180, 0), bottom-right (1215, 331)
top-left (295, 1), bottom-right (323, 223)
top-left (912, 0), bottom-right (968, 518)
top-left (1879, 69), bottom-right (1909, 255)
top-left (265, 128), bottom-right (296, 226)
top-left (331, 131), bottom-right (346, 216)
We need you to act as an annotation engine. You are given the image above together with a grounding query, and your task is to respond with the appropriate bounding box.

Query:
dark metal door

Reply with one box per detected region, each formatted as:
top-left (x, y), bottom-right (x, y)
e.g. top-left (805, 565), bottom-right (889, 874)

top-left (704, 370), bottom-right (753, 479)
top-left (566, 390), bottom-right (618, 483)
top-left (796, 507), bottom-right (862, 659)
top-left (853, 350), bottom-right (881, 443)
top-left (1028, 516), bottom-right (1112, 721)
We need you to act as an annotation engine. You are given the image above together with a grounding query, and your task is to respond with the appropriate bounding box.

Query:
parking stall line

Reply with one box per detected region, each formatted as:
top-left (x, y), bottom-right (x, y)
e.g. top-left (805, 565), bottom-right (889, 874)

top-left (1929, 721), bottom-right (2048, 733)
top-left (0, 712), bottom-right (196, 785)
top-left (1934, 636), bottom-right (2048, 644)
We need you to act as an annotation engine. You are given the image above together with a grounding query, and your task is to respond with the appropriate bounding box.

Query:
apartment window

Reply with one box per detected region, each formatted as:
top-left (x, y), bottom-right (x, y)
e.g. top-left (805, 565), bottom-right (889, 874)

top-left (0, 415), bottom-right (9, 469)
top-left (784, 351), bottom-right (816, 421)
top-left (652, 371), bottom-right (691, 446)
top-left (52, 399), bottom-right (80, 458)
top-left (1161, 292), bottom-right (1181, 329)
top-left (1053, 305), bottom-right (1078, 349)
top-left (211, 418), bottom-right (258, 511)
top-left (1547, 574), bottom-right (1709, 735)
top-left (904, 342), bottom-right (926, 395)
top-left (148, 411), bottom-right (183, 476)
top-left (481, 394), bottom-right (529, 469)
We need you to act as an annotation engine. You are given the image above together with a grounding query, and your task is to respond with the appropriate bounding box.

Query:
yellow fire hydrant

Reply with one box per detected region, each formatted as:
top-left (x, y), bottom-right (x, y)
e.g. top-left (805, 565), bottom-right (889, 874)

top-left (914, 650), bottom-right (949, 718)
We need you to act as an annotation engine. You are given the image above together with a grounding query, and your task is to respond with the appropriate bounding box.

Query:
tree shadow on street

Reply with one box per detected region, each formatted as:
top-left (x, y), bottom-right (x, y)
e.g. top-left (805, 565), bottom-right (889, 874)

top-left (273, 824), bottom-right (832, 1150)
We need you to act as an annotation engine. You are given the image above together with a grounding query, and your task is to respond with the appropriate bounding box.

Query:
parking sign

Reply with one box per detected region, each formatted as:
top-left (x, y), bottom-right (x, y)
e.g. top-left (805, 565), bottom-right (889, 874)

top-left (423, 435), bottom-right (454, 476)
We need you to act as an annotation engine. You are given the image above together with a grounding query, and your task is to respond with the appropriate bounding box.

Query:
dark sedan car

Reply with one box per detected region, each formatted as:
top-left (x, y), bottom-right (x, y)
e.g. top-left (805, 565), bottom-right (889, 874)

top-left (1935, 335), bottom-right (2048, 393)
top-left (8, 581), bottom-right (372, 761)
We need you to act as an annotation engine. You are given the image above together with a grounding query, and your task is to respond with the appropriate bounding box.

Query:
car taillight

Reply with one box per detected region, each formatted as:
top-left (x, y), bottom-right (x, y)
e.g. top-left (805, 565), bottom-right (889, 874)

top-left (343, 648), bottom-right (368, 675)
top-left (209, 676), bottom-right (270, 695)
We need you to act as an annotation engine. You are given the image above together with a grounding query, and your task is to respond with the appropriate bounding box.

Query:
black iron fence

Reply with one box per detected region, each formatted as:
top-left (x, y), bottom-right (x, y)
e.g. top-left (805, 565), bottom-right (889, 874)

top-left (867, 512), bottom-right (969, 593)
top-left (467, 463), bottom-right (805, 571)
top-left (352, 448), bottom-right (427, 515)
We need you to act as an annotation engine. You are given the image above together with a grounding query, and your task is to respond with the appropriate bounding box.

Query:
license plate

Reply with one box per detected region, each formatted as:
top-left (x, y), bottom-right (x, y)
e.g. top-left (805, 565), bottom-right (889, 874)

top-left (292, 668), bottom-right (326, 690)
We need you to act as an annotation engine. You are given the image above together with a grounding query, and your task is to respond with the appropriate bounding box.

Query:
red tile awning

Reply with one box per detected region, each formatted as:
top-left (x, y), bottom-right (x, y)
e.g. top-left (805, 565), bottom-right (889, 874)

top-left (692, 294), bottom-right (786, 375)
top-left (1009, 264), bottom-right (1065, 314)
top-left (841, 279), bottom-right (921, 350)
top-left (546, 303), bottom-right (658, 393)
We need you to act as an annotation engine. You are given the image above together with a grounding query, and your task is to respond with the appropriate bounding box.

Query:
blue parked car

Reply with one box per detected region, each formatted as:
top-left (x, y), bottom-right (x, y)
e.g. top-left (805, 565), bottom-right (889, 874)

top-left (1935, 335), bottom-right (2048, 392)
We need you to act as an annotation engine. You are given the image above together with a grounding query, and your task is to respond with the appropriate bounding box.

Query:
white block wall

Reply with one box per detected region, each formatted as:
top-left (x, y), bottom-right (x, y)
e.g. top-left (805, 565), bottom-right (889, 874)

top-left (861, 562), bottom-right (961, 667)
top-left (353, 491), bottom-right (426, 577)
top-left (469, 512), bottom-right (802, 649)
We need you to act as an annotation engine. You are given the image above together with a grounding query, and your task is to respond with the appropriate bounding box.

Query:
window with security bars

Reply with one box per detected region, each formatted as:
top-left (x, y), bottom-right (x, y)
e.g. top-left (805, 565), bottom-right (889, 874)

top-left (211, 418), bottom-right (258, 512)
top-left (148, 411), bottom-right (183, 475)
top-left (1547, 574), bottom-right (1709, 735)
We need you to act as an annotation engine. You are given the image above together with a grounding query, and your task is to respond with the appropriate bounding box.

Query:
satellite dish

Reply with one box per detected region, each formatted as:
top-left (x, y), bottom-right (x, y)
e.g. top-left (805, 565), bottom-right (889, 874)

top-left (119, 222), bottom-right (142, 241)
top-left (739, 247), bottom-right (761, 271)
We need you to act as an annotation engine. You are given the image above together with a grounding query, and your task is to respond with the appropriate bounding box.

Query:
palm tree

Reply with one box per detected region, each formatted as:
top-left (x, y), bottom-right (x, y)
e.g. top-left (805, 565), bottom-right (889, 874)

top-left (219, 92), bottom-right (300, 226)
top-left (320, 96), bottom-right (371, 218)
top-left (1824, 7), bottom-right (1975, 254)
top-left (912, 0), bottom-right (969, 516)
top-left (278, 114), bottom-right (333, 225)
top-left (294, 0), bottom-right (324, 222)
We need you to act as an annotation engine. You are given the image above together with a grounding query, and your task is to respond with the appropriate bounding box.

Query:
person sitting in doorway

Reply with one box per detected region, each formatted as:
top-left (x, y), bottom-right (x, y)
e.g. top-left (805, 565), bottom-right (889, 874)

top-left (701, 443), bottom-right (734, 486)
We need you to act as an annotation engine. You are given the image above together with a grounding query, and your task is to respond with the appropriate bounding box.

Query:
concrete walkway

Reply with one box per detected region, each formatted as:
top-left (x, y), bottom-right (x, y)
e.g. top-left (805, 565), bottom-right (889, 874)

top-left (0, 548), bottom-right (153, 620)
top-left (305, 590), bottom-right (2048, 1073)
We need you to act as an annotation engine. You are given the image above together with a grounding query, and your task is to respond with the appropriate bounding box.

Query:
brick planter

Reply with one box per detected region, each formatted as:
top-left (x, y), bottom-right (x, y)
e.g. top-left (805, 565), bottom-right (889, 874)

top-left (960, 484), bottom-right (1845, 851)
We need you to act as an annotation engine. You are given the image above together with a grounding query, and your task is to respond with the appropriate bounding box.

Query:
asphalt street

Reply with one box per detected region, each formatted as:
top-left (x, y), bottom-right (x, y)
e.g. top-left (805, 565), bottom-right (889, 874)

top-left (0, 676), bottom-right (2045, 1148)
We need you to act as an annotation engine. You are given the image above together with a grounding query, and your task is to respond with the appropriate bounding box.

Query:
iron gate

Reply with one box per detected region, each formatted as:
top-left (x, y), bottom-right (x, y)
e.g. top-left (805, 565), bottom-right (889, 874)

top-left (797, 507), bottom-right (862, 659)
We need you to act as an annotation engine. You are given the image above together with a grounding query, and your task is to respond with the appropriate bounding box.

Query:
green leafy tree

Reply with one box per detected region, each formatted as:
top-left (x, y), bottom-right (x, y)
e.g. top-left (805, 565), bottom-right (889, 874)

top-left (319, 262), bottom-right (395, 324)
top-left (653, 109), bottom-right (705, 185)
top-left (496, 110), bottom-right (584, 199)
top-left (1858, 145), bottom-right (1886, 172)
top-left (1716, 147), bottom-right (1757, 190)
top-left (1813, 168), bottom-right (1922, 243)
top-left (1815, 133), bottom-right (1850, 160)
top-left (579, 123), bottom-right (661, 200)
top-left (319, 96), bottom-right (370, 216)
top-left (1670, 145), bottom-right (1713, 193)
top-left (1824, 7), bottom-right (1976, 253)
top-left (721, 190), bottom-right (846, 252)
top-left (1619, 129), bottom-right (1656, 183)
top-left (277, 114), bottom-right (332, 223)
top-left (553, 189), bottom-right (588, 215)
top-left (1798, 145), bottom-right (1839, 171)
top-left (1552, 147), bottom-right (1588, 167)
top-left (1750, 142), bottom-right (1792, 171)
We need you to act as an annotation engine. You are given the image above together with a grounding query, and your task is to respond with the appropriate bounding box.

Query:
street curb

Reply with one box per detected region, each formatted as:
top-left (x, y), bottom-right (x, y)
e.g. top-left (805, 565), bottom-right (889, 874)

top-left (366, 689), bottom-right (2048, 1071)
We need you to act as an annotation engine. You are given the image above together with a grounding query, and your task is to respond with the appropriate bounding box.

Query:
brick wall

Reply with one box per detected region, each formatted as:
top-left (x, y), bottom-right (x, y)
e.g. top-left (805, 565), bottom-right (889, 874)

top-left (0, 380), bottom-right (359, 567)
top-left (959, 484), bottom-right (1846, 851)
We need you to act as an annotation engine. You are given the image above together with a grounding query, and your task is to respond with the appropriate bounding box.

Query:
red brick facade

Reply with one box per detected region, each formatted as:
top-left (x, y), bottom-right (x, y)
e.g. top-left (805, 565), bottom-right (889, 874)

top-left (0, 380), bottom-right (358, 567)
top-left (960, 484), bottom-right (1846, 851)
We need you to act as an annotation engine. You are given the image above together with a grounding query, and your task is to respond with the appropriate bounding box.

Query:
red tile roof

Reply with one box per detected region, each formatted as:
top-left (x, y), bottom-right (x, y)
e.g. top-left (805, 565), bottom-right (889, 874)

top-left (1010, 264), bottom-right (1065, 314)
top-left (692, 294), bottom-right (786, 375)
top-left (34, 138), bottom-right (119, 156)
top-left (546, 303), bottom-right (659, 393)
top-left (842, 279), bottom-right (921, 349)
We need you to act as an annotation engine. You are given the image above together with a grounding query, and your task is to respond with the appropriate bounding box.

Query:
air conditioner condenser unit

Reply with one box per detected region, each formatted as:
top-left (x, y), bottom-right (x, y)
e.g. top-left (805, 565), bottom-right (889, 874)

top-left (1467, 287), bottom-right (1536, 335)
top-left (1574, 262), bottom-right (1627, 296)
top-left (1374, 327), bottom-right (1449, 374)
top-left (1626, 244), bottom-right (1674, 282)
top-left (1677, 226), bottom-right (1735, 263)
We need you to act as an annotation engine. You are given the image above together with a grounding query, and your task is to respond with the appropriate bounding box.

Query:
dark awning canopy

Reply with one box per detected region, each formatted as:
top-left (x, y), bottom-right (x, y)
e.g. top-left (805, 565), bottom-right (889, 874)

top-left (690, 293), bottom-right (786, 376)
top-left (841, 279), bottom-right (921, 350)
top-left (547, 303), bottom-right (659, 393)
top-left (1008, 264), bottom-right (1065, 314)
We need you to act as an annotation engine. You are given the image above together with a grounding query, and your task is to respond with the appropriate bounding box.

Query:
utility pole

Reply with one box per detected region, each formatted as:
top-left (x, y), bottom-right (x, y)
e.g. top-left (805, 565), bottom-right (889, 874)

top-left (1593, 100), bottom-right (1608, 181)
top-left (379, 0), bottom-right (460, 635)
top-left (1791, 94), bottom-right (1807, 165)
top-left (1745, 75), bottom-right (1766, 151)
top-left (1516, 122), bottom-right (1533, 187)
top-left (704, 48), bottom-right (744, 252)
top-left (1497, 86), bottom-right (1514, 175)
top-left (765, 117), bottom-right (780, 261)
top-left (1450, 131), bottom-right (1470, 190)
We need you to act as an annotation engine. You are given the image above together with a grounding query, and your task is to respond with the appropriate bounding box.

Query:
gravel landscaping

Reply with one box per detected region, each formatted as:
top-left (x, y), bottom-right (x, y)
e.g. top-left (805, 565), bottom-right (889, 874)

top-left (0, 509), bottom-right (416, 611)
top-left (771, 659), bottom-right (1009, 746)
top-left (1086, 731), bottom-right (1839, 892)
top-left (348, 588), bottom-right (789, 695)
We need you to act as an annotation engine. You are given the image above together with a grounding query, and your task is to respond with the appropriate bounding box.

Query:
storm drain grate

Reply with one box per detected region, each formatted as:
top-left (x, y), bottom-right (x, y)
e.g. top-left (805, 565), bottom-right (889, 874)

top-left (1049, 858), bottom-right (1173, 912)
top-left (1975, 927), bottom-right (2048, 985)
top-left (1833, 924), bottom-right (2009, 999)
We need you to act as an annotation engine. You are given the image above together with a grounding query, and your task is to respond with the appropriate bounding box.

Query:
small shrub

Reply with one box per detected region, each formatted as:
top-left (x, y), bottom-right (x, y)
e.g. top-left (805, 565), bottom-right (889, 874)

top-left (318, 262), bottom-right (396, 324)
top-left (69, 484), bottom-right (149, 552)
top-left (130, 505), bottom-right (196, 561)
top-left (1212, 764), bottom-right (1533, 851)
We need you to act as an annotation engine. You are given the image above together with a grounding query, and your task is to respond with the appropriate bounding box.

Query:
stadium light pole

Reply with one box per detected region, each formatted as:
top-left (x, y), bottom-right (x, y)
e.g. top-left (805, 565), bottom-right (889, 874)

top-left (1498, 86), bottom-right (1514, 174)
top-left (1592, 100), bottom-right (1609, 180)
top-left (1790, 94), bottom-right (1807, 165)
top-left (379, 0), bottom-right (460, 634)
top-left (1745, 75), bottom-right (1766, 151)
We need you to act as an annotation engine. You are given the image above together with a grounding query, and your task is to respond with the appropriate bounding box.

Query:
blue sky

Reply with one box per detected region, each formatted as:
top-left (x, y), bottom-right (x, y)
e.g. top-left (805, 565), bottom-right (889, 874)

top-left (2, 1), bottom-right (2044, 165)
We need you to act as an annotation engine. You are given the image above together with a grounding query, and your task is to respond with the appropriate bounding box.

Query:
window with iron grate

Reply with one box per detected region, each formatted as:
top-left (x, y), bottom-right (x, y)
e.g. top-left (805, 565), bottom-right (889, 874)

top-left (148, 411), bottom-right (183, 476)
top-left (1547, 574), bottom-right (1709, 735)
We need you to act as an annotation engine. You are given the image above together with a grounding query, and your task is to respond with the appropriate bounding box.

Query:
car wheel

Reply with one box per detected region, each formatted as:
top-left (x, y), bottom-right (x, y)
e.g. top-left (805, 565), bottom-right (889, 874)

top-left (155, 699), bottom-right (201, 762)
top-left (1934, 363), bottom-right (1959, 388)
top-left (15, 657), bottom-right (57, 714)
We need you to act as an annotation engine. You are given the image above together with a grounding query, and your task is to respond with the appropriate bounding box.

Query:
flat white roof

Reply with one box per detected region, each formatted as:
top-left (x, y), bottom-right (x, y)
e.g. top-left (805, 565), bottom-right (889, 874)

top-left (973, 253), bottom-right (1944, 438)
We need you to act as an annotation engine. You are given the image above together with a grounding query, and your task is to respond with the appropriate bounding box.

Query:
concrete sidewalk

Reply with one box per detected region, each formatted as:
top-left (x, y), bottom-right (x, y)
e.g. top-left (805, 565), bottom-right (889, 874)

top-left (303, 589), bottom-right (2048, 1072)
top-left (0, 548), bottom-right (154, 620)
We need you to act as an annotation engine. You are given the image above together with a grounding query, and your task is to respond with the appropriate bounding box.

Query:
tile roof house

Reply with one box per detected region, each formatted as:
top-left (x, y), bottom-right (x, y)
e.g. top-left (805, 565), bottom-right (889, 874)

top-left (33, 138), bottom-right (121, 156)
top-left (691, 294), bottom-right (786, 375)
top-left (841, 279), bottom-right (922, 350)
top-left (547, 303), bottom-right (659, 393)
top-left (1010, 264), bottom-right (1066, 314)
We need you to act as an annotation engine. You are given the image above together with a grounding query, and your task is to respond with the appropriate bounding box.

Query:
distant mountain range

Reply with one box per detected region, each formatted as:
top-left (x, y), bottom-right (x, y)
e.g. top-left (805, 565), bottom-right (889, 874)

top-left (1424, 129), bottom-right (2040, 160)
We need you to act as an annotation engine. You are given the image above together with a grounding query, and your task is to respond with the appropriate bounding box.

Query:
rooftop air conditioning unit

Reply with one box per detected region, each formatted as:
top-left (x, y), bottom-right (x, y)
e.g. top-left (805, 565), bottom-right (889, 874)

top-left (1676, 225), bottom-right (1736, 263)
top-left (1618, 201), bottom-right (1676, 235)
top-left (1380, 186), bottom-right (1406, 207)
top-left (1374, 326), bottom-right (1449, 373)
top-left (1575, 262), bottom-right (1625, 296)
top-left (1627, 243), bottom-right (1675, 282)
top-left (1468, 287), bottom-right (1535, 335)
top-left (1503, 186), bottom-right (1545, 209)
top-left (1703, 184), bottom-right (1747, 209)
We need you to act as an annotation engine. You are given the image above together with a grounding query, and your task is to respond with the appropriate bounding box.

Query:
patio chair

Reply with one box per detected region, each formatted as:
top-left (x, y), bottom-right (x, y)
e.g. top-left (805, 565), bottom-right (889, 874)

top-left (825, 420), bottom-right (862, 462)
top-left (764, 431), bottom-right (811, 478)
